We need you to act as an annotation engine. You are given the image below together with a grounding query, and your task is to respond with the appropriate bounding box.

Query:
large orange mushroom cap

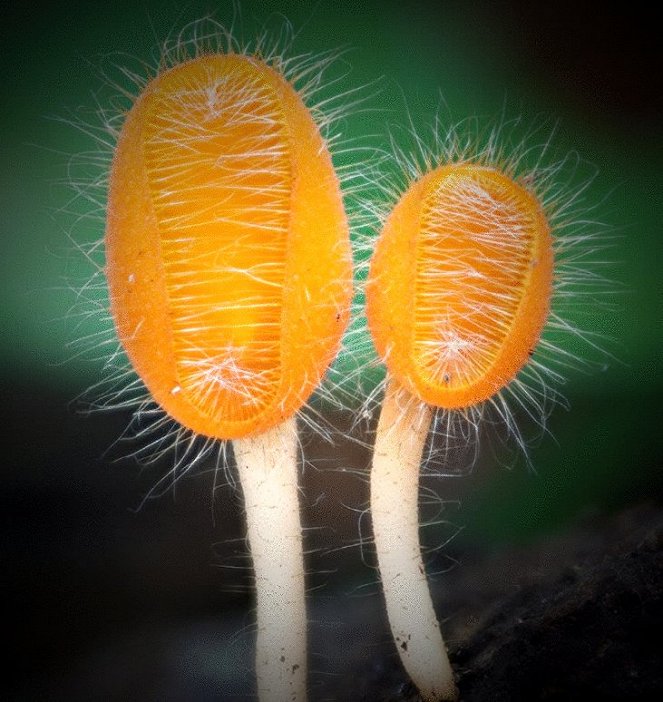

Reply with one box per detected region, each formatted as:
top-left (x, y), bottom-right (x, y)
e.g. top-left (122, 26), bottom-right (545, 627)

top-left (105, 54), bottom-right (352, 439)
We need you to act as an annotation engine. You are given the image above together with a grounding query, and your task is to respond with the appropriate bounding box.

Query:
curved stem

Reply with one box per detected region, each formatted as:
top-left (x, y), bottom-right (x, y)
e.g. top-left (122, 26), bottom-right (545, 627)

top-left (370, 380), bottom-right (458, 701)
top-left (234, 418), bottom-right (306, 702)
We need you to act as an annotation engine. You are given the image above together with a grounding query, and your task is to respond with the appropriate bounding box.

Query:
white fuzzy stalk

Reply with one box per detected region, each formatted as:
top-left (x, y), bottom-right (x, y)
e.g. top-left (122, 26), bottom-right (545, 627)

top-left (234, 418), bottom-right (306, 702)
top-left (371, 381), bottom-right (458, 701)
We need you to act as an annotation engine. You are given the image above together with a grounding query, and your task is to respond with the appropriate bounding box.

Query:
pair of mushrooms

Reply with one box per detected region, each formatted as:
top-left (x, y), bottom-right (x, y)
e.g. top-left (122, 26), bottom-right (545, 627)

top-left (104, 49), bottom-right (554, 702)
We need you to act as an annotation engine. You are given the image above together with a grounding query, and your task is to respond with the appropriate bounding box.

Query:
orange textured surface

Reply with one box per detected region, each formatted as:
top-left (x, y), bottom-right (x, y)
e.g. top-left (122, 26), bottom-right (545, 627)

top-left (105, 55), bottom-right (352, 439)
top-left (366, 164), bottom-right (553, 409)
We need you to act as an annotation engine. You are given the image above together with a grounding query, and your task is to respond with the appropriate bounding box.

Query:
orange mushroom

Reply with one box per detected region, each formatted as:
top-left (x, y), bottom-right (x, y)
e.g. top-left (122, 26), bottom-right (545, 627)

top-left (106, 51), bottom-right (352, 702)
top-left (366, 162), bottom-right (554, 701)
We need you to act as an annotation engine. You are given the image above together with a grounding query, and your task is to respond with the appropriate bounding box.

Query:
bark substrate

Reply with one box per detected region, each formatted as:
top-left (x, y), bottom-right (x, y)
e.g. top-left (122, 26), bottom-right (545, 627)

top-left (340, 503), bottom-right (663, 702)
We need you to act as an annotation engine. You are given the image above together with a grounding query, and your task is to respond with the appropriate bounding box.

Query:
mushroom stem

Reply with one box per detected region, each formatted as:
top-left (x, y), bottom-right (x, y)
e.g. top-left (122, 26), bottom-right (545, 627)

top-left (370, 380), bottom-right (458, 701)
top-left (234, 417), bottom-right (307, 702)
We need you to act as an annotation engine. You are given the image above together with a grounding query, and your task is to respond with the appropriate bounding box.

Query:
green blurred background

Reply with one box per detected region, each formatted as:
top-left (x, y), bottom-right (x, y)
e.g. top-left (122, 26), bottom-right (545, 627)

top-left (2, 0), bottom-right (661, 696)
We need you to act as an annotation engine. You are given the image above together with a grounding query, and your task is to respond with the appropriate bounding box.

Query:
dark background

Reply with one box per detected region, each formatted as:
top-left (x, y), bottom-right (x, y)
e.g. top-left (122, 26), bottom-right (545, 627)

top-left (2, 1), bottom-right (661, 699)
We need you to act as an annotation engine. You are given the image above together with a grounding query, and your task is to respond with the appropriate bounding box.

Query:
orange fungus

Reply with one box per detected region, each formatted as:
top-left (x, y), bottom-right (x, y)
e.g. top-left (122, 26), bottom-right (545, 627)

top-left (105, 54), bottom-right (352, 439)
top-left (366, 163), bottom-right (554, 409)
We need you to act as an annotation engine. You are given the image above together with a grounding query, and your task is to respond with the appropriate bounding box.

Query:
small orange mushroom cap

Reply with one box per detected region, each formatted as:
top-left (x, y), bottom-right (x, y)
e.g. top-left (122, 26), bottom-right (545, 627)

top-left (105, 54), bottom-right (352, 439)
top-left (366, 163), bottom-right (554, 409)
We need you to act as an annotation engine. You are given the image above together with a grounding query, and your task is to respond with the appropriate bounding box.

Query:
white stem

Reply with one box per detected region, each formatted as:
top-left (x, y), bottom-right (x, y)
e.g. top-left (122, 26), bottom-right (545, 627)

top-left (371, 380), bottom-right (458, 701)
top-left (234, 418), bottom-right (306, 702)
